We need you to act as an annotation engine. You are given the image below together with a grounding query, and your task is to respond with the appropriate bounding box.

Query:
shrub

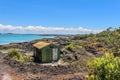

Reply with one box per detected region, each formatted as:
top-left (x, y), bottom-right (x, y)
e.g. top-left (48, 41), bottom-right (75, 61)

top-left (20, 56), bottom-right (32, 62)
top-left (65, 42), bottom-right (83, 50)
top-left (86, 53), bottom-right (120, 80)
top-left (97, 27), bottom-right (120, 56)
top-left (8, 49), bottom-right (32, 62)
top-left (65, 43), bottom-right (75, 50)
top-left (8, 49), bottom-right (21, 60)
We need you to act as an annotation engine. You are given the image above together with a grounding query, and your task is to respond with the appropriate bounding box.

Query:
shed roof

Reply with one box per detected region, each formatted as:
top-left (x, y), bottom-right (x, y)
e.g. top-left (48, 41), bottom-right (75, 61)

top-left (33, 41), bottom-right (51, 49)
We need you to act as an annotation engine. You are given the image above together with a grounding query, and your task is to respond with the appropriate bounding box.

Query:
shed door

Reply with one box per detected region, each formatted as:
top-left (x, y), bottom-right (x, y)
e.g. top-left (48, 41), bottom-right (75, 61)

top-left (52, 48), bottom-right (58, 60)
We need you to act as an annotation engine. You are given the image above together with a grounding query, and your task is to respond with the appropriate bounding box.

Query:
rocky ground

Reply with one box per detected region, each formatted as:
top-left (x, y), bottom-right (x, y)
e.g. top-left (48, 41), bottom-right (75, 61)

top-left (0, 36), bottom-right (101, 80)
top-left (0, 63), bottom-right (11, 80)
top-left (0, 54), bottom-right (86, 80)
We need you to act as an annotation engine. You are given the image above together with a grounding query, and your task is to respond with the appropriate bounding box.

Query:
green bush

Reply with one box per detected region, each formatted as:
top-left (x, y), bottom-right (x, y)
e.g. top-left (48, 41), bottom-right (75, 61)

top-left (97, 27), bottom-right (120, 56)
top-left (20, 56), bottom-right (32, 62)
top-left (86, 53), bottom-right (120, 80)
top-left (8, 49), bottom-right (21, 60)
top-left (65, 42), bottom-right (83, 50)
top-left (8, 49), bottom-right (32, 62)
top-left (65, 43), bottom-right (75, 50)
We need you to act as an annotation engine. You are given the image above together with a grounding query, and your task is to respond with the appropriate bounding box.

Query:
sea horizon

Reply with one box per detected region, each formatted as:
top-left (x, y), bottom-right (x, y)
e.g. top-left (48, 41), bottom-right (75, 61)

top-left (0, 34), bottom-right (55, 45)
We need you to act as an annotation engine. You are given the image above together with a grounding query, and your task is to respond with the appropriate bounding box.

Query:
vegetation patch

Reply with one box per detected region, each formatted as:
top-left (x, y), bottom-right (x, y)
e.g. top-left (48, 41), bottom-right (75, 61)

top-left (86, 53), bottom-right (120, 80)
top-left (8, 48), bottom-right (32, 62)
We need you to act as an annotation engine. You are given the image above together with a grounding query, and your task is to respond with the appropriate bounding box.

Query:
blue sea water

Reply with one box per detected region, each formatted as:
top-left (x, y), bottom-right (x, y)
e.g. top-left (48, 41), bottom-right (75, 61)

top-left (0, 34), bottom-right (55, 44)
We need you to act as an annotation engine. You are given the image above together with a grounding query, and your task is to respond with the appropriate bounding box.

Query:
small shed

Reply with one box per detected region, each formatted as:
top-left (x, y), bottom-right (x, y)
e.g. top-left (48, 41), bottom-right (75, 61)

top-left (33, 41), bottom-right (60, 63)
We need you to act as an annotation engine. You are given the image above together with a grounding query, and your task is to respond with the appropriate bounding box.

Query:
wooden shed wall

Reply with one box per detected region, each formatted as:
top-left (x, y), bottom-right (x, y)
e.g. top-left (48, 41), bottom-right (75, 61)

top-left (42, 45), bottom-right (52, 63)
top-left (41, 44), bottom-right (60, 63)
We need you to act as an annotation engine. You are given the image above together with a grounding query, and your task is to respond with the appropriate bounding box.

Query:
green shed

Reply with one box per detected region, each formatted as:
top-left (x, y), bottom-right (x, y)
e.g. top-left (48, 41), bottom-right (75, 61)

top-left (33, 41), bottom-right (60, 63)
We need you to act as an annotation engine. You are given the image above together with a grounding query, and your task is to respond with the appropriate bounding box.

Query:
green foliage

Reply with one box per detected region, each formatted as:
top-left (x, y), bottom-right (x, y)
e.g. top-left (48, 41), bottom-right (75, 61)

top-left (87, 53), bottom-right (120, 80)
top-left (8, 49), bottom-right (21, 60)
top-left (65, 42), bottom-right (75, 50)
top-left (8, 49), bottom-right (32, 62)
top-left (76, 34), bottom-right (88, 37)
top-left (17, 55), bottom-right (31, 62)
top-left (98, 27), bottom-right (120, 56)
top-left (65, 42), bottom-right (83, 50)
top-left (85, 37), bottom-right (98, 45)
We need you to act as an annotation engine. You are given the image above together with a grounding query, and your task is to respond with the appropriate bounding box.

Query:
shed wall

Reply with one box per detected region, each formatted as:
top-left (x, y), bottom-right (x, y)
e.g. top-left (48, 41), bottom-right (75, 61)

top-left (41, 44), bottom-right (60, 63)
top-left (42, 45), bottom-right (52, 63)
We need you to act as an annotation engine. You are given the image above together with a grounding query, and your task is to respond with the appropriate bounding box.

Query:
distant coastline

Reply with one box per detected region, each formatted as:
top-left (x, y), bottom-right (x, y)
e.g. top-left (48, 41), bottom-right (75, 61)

top-left (0, 33), bottom-right (73, 36)
top-left (0, 34), bottom-right (56, 45)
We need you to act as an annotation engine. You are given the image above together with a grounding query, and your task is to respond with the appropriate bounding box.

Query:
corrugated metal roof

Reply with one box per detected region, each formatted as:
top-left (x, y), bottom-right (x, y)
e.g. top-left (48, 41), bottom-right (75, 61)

top-left (33, 41), bottom-right (51, 49)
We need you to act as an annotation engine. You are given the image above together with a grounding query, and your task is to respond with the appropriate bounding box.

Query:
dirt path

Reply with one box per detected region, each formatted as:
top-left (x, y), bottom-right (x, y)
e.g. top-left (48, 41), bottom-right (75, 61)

top-left (0, 56), bottom-right (12, 80)
top-left (0, 54), bottom-right (26, 80)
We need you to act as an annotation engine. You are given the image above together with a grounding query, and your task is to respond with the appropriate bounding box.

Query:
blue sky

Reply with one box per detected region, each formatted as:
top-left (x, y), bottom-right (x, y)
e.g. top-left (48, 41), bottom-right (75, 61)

top-left (0, 0), bottom-right (120, 34)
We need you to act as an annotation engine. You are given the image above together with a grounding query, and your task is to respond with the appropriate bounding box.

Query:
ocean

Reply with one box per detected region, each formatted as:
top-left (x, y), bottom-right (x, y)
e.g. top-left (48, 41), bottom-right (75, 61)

top-left (0, 34), bottom-right (55, 44)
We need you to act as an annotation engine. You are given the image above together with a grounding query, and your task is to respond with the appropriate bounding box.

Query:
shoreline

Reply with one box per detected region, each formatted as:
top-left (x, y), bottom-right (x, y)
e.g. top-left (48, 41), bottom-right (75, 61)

top-left (0, 34), bottom-right (72, 45)
top-left (0, 35), bottom-right (70, 45)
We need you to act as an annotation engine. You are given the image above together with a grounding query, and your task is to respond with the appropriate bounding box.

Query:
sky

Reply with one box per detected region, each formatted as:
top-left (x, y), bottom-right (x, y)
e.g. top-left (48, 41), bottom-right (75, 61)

top-left (0, 0), bottom-right (120, 34)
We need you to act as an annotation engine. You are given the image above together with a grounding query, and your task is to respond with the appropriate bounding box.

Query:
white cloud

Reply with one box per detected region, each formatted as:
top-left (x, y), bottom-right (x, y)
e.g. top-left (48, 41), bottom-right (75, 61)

top-left (0, 24), bottom-right (103, 34)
